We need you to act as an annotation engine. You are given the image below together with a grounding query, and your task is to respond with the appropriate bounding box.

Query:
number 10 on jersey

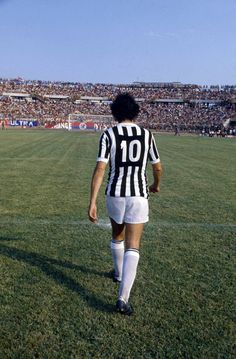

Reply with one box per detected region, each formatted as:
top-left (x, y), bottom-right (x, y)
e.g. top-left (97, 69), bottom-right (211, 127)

top-left (120, 140), bottom-right (142, 162)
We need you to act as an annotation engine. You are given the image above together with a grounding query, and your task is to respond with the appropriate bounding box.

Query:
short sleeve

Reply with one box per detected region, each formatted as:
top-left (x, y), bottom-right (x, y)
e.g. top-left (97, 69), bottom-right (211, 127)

top-left (148, 133), bottom-right (160, 164)
top-left (97, 132), bottom-right (110, 163)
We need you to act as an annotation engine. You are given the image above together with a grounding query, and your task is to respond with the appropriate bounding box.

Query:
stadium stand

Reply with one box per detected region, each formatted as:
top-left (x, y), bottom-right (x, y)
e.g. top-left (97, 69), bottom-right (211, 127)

top-left (0, 78), bottom-right (236, 135)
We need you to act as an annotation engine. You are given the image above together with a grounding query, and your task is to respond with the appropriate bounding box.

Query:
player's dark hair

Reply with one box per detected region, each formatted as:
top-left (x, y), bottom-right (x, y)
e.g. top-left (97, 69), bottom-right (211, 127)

top-left (110, 93), bottom-right (140, 122)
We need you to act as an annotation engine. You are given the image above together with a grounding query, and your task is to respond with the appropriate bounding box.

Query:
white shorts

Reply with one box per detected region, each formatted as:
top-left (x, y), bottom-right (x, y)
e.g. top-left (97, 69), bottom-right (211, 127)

top-left (106, 196), bottom-right (149, 224)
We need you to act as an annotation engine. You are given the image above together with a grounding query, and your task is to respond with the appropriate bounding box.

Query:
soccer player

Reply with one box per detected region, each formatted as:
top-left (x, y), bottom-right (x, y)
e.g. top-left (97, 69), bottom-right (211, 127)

top-left (88, 93), bottom-right (162, 315)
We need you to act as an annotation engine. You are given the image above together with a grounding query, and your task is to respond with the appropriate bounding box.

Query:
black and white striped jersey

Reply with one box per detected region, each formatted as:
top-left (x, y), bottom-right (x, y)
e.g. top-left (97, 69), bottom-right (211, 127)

top-left (97, 123), bottom-right (160, 198)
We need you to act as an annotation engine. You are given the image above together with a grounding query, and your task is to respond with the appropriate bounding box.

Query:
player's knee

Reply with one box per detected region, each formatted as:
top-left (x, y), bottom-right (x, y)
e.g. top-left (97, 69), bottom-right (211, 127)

top-left (125, 238), bottom-right (140, 250)
top-left (113, 232), bottom-right (125, 241)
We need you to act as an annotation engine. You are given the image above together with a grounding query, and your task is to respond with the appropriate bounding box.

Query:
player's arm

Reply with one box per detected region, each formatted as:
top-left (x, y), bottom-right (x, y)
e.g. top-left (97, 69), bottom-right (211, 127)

top-left (149, 161), bottom-right (163, 193)
top-left (88, 161), bottom-right (107, 223)
top-left (148, 132), bottom-right (162, 193)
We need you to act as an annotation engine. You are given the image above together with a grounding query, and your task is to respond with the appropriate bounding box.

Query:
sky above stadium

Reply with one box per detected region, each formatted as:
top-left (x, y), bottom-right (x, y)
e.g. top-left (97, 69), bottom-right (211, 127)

top-left (0, 0), bottom-right (236, 86)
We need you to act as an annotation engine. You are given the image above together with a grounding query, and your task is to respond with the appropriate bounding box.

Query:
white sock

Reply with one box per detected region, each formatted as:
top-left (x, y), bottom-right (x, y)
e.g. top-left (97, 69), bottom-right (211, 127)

top-left (119, 249), bottom-right (140, 303)
top-left (110, 239), bottom-right (124, 281)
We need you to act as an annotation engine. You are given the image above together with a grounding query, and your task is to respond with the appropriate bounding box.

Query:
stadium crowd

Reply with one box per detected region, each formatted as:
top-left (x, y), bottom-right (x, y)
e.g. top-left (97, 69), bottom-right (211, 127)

top-left (0, 78), bottom-right (236, 134)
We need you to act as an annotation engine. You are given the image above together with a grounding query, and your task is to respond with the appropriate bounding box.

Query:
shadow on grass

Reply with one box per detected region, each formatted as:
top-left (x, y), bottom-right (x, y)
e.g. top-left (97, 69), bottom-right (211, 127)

top-left (0, 243), bottom-right (114, 314)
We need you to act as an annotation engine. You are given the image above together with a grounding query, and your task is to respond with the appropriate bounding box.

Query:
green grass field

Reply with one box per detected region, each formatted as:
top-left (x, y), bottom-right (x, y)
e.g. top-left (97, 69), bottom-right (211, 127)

top-left (0, 130), bottom-right (235, 358)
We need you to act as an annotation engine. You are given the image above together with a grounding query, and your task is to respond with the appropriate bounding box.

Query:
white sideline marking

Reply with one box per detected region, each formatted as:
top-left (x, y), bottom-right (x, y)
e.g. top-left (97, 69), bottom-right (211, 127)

top-left (0, 218), bottom-right (235, 231)
top-left (96, 219), bottom-right (112, 229)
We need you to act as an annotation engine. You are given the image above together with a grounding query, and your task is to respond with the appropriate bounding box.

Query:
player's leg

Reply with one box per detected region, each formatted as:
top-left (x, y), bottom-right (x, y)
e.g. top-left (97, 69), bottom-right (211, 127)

top-left (110, 218), bottom-right (125, 282)
top-left (118, 223), bottom-right (144, 307)
top-left (116, 197), bottom-right (148, 314)
top-left (110, 217), bottom-right (125, 241)
top-left (106, 196), bottom-right (126, 282)
top-left (125, 223), bottom-right (144, 250)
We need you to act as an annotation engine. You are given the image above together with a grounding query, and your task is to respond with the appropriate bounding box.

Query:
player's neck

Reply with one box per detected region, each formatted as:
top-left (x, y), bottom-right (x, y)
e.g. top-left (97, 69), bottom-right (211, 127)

top-left (120, 119), bottom-right (134, 124)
